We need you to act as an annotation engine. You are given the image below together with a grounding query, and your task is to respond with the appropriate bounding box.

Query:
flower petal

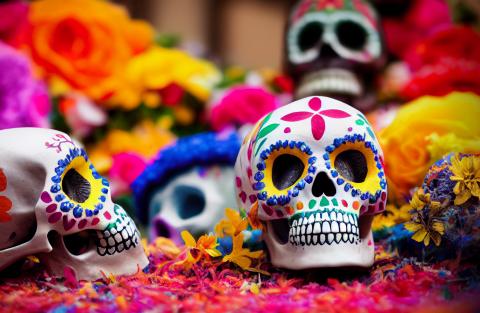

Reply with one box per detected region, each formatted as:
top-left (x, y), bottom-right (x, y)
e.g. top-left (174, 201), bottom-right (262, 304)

top-left (320, 109), bottom-right (351, 118)
top-left (281, 111), bottom-right (313, 122)
top-left (181, 230), bottom-right (196, 247)
top-left (311, 114), bottom-right (325, 140)
top-left (308, 97), bottom-right (322, 111)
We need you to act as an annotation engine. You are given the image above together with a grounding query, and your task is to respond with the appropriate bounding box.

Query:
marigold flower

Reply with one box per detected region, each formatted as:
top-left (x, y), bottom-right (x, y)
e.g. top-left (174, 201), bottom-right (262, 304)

top-left (450, 154), bottom-right (480, 205)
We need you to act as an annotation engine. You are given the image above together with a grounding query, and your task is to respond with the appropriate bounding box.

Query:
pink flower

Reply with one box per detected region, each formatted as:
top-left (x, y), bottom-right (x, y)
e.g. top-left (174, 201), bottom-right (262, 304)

top-left (0, 1), bottom-right (28, 45)
top-left (59, 93), bottom-right (107, 139)
top-left (280, 97), bottom-right (350, 140)
top-left (109, 153), bottom-right (147, 196)
top-left (210, 86), bottom-right (278, 131)
top-left (0, 41), bottom-right (50, 129)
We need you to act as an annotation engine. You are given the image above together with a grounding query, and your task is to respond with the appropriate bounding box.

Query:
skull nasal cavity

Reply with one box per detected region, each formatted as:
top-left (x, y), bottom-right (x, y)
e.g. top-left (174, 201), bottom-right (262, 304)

top-left (62, 169), bottom-right (91, 203)
top-left (312, 172), bottom-right (336, 197)
top-left (173, 185), bottom-right (205, 219)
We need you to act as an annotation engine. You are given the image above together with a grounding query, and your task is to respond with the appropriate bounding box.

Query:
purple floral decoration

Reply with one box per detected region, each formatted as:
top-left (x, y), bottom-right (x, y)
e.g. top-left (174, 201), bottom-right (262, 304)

top-left (0, 42), bottom-right (51, 130)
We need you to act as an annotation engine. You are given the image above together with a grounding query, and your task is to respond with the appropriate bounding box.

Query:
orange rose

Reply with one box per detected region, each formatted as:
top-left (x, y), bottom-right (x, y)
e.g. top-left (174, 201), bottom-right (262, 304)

top-left (379, 92), bottom-right (480, 200)
top-left (22, 0), bottom-right (153, 101)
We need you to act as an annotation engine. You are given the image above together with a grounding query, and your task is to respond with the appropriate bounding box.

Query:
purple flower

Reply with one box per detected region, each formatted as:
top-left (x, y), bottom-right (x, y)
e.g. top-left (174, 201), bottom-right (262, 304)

top-left (0, 42), bottom-right (50, 129)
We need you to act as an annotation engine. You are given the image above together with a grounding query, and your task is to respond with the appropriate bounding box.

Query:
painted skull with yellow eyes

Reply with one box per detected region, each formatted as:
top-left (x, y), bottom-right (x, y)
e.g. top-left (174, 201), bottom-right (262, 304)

top-left (0, 128), bottom-right (148, 280)
top-left (235, 96), bottom-right (387, 269)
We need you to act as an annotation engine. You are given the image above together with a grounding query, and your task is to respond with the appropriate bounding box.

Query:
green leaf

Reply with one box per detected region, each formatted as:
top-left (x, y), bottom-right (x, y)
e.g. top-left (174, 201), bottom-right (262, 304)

top-left (257, 123), bottom-right (279, 139)
top-left (254, 137), bottom-right (268, 157)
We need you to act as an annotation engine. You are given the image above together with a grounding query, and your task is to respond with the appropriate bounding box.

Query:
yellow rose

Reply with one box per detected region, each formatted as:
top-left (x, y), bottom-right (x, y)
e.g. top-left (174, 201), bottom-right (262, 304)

top-left (24, 0), bottom-right (154, 101)
top-left (109, 47), bottom-right (220, 109)
top-left (379, 92), bottom-right (480, 199)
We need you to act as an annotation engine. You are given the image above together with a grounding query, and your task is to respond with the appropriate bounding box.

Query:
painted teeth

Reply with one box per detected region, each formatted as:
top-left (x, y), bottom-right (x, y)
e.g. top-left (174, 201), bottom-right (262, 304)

top-left (296, 68), bottom-right (363, 98)
top-left (96, 217), bottom-right (141, 255)
top-left (288, 209), bottom-right (360, 246)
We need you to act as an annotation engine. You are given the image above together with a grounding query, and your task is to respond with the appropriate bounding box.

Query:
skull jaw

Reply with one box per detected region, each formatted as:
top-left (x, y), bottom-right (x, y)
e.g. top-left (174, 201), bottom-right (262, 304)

top-left (264, 230), bottom-right (374, 270)
top-left (38, 243), bottom-right (149, 281)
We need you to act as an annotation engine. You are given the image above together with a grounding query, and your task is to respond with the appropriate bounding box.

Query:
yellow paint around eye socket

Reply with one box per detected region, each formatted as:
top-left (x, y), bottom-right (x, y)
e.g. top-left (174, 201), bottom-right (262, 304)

top-left (263, 148), bottom-right (309, 196)
top-left (330, 142), bottom-right (381, 194)
top-left (61, 157), bottom-right (104, 209)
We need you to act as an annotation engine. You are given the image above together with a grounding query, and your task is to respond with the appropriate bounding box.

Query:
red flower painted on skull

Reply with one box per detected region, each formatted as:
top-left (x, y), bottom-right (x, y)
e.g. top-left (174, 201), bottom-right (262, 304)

top-left (0, 168), bottom-right (12, 223)
top-left (280, 97), bottom-right (350, 140)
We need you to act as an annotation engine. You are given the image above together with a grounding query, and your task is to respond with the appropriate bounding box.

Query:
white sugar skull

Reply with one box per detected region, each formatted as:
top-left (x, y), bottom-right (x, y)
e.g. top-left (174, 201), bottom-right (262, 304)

top-left (148, 166), bottom-right (236, 242)
top-left (285, 0), bottom-right (384, 112)
top-left (235, 96), bottom-right (387, 269)
top-left (132, 131), bottom-right (240, 243)
top-left (0, 128), bottom-right (148, 280)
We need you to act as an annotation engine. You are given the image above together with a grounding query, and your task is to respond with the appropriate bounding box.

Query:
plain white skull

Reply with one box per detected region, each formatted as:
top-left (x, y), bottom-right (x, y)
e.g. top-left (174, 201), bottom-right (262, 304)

top-left (235, 96), bottom-right (387, 269)
top-left (148, 166), bottom-right (236, 242)
top-left (0, 128), bottom-right (148, 280)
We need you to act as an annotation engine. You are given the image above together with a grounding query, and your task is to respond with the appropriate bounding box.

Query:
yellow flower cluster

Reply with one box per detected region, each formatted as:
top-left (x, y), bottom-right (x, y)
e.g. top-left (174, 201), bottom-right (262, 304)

top-left (88, 119), bottom-right (175, 173)
top-left (450, 154), bottom-right (480, 205)
top-left (179, 208), bottom-right (264, 273)
top-left (379, 92), bottom-right (480, 201)
top-left (108, 47), bottom-right (221, 109)
top-left (404, 190), bottom-right (445, 246)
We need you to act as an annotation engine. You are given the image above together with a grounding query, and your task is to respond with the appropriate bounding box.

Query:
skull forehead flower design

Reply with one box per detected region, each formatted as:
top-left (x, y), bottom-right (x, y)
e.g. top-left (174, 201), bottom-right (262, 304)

top-left (0, 128), bottom-right (148, 280)
top-left (235, 96), bottom-right (387, 269)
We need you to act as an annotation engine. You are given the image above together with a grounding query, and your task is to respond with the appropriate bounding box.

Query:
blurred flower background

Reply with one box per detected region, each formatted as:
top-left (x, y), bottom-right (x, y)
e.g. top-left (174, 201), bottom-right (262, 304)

top-left (0, 0), bottom-right (479, 258)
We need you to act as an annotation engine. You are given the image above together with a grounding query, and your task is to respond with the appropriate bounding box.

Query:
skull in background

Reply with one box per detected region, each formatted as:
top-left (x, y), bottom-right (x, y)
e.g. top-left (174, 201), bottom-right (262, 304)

top-left (132, 132), bottom-right (240, 242)
top-left (235, 96), bottom-right (387, 269)
top-left (285, 0), bottom-right (384, 112)
top-left (0, 128), bottom-right (148, 280)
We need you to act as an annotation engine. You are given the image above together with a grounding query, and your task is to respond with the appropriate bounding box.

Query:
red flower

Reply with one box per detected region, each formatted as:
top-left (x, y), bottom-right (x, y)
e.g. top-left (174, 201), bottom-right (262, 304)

top-left (401, 26), bottom-right (480, 99)
top-left (159, 83), bottom-right (184, 107)
top-left (281, 97), bottom-right (350, 140)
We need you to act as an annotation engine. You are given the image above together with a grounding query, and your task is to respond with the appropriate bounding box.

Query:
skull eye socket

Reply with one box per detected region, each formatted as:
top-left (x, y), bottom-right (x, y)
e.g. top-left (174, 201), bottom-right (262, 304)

top-left (298, 22), bottom-right (323, 52)
top-left (334, 149), bottom-right (367, 183)
top-left (335, 21), bottom-right (367, 51)
top-left (173, 185), bottom-right (205, 219)
top-left (62, 168), bottom-right (91, 203)
top-left (272, 154), bottom-right (305, 190)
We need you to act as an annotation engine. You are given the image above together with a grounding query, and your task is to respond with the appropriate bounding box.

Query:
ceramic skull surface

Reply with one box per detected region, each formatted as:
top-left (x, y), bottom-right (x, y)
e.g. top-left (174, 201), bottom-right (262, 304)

top-left (235, 96), bottom-right (387, 269)
top-left (148, 166), bottom-right (236, 242)
top-left (285, 0), bottom-right (384, 111)
top-left (0, 128), bottom-right (148, 280)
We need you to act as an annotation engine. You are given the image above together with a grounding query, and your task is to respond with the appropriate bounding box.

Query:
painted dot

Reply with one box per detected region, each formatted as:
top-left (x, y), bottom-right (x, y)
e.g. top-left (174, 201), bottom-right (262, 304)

top-left (381, 192), bottom-right (386, 201)
top-left (331, 198), bottom-right (338, 206)
top-left (308, 199), bottom-right (316, 209)
top-left (78, 219), bottom-right (87, 229)
top-left (239, 191), bottom-right (247, 203)
top-left (276, 210), bottom-right (284, 218)
top-left (63, 216), bottom-right (76, 231)
top-left (91, 217), bottom-right (100, 226)
top-left (262, 204), bottom-right (274, 216)
top-left (48, 212), bottom-right (62, 223)
top-left (352, 201), bottom-right (360, 210)
top-left (320, 196), bottom-right (329, 207)
top-left (247, 167), bottom-right (253, 179)
top-left (104, 211), bottom-right (111, 220)
top-left (235, 177), bottom-right (242, 188)
top-left (308, 97), bottom-right (322, 111)
top-left (285, 206), bottom-right (294, 215)
top-left (368, 240), bottom-right (372, 246)
top-left (249, 194), bottom-right (257, 204)
top-left (348, 127), bottom-right (353, 132)
top-left (355, 119), bottom-right (365, 126)
top-left (41, 192), bottom-right (52, 203)
top-left (296, 201), bottom-right (304, 210)
top-left (45, 204), bottom-right (57, 213)
top-left (284, 127), bottom-right (291, 133)
top-left (341, 200), bottom-right (348, 207)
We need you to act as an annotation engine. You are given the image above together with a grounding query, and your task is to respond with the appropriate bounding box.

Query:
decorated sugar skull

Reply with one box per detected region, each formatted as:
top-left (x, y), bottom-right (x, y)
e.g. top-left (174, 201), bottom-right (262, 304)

top-left (0, 128), bottom-right (148, 280)
top-left (285, 0), bottom-right (384, 112)
top-left (235, 96), bottom-right (387, 269)
top-left (132, 132), bottom-right (240, 243)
